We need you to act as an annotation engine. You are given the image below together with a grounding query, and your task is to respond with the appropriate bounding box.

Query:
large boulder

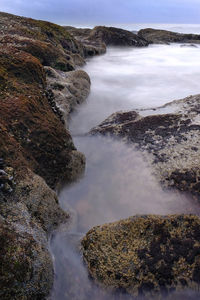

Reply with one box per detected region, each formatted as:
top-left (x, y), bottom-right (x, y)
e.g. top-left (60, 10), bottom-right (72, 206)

top-left (89, 26), bottom-right (149, 46)
top-left (82, 214), bottom-right (200, 299)
top-left (90, 94), bottom-right (200, 197)
top-left (138, 28), bottom-right (200, 44)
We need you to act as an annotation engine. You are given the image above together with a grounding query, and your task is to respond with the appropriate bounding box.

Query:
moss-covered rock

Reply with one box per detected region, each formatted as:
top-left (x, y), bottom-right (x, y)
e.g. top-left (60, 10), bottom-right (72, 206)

top-left (0, 11), bottom-right (88, 299)
top-left (82, 215), bottom-right (200, 299)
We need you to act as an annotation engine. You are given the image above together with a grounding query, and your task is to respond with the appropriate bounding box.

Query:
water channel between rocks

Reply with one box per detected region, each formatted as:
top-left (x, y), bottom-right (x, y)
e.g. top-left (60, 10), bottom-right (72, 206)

top-left (50, 44), bottom-right (200, 300)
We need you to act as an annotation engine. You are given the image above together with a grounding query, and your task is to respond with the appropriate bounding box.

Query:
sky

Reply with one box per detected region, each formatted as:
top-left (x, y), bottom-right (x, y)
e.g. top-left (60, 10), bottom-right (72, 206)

top-left (0, 0), bottom-right (200, 26)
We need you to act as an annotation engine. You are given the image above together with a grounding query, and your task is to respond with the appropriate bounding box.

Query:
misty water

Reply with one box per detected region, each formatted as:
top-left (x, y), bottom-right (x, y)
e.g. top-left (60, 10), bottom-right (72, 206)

top-left (51, 41), bottom-right (200, 299)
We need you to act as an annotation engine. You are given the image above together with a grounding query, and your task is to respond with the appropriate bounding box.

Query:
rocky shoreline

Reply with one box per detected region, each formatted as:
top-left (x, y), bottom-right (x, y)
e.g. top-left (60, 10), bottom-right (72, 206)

top-left (90, 94), bottom-right (200, 197)
top-left (1, 11), bottom-right (200, 300)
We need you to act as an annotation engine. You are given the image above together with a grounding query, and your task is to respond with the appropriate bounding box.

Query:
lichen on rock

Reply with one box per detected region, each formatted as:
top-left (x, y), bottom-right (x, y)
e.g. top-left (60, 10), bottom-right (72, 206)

top-left (90, 94), bottom-right (200, 197)
top-left (82, 214), bottom-right (200, 299)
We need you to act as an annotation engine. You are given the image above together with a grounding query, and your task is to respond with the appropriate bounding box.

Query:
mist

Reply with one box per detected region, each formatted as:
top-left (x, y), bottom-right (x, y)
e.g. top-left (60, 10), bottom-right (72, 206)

top-left (70, 44), bottom-right (200, 135)
top-left (51, 40), bottom-right (200, 299)
top-left (51, 136), bottom-right (200, 300)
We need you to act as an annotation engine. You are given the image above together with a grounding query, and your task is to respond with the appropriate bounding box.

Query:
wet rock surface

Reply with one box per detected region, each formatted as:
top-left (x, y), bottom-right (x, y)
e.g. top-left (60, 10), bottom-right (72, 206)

top-left (138, 28), bottom-right (200, 44)
top-left (90, 94), bottom-right (200, 196)
top-left (82, 214), bottom-right (200, 299)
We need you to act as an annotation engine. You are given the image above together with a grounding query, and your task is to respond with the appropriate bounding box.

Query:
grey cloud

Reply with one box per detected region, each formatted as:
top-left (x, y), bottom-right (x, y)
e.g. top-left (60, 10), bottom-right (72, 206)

top-left (0, 0), bottom-right (200, 25)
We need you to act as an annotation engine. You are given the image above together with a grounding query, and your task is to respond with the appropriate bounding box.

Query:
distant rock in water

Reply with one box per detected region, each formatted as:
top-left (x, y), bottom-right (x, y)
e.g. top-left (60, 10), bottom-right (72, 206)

top-left (65, 25), bottom-right (149, 48)
top-left (89, 26), bottom-right (149, 46)
top-left (90, 94), bottom-right (200, 197)
top-left (138, 28), bottom-right (200, 44)
top-left (82, 214), bottom-right (200, 299)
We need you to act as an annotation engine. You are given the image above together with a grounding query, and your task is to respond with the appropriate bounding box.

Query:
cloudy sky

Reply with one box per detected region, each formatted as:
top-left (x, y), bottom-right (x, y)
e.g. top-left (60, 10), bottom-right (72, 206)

top-left (0, 0), bottom-right (200, 25)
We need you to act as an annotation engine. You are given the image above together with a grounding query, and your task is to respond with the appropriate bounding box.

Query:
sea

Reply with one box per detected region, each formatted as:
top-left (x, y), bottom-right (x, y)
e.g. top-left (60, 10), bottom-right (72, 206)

top-left (50, 24), bottom-right (200, 300)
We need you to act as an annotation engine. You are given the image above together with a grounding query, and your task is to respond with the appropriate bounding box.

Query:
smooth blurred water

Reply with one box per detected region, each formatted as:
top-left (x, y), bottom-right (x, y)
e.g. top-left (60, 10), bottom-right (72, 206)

top-left (51, 40), bottom-right (200, 300)
top-left (70, 44), bottom-right (200, 134)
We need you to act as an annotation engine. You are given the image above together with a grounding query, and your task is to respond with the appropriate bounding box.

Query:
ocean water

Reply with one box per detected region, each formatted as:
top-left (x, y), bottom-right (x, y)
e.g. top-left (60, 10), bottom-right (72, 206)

top-left (51, 25), bottom-right (200, 300)
top-left (70, 43), bottom-right (200, 134)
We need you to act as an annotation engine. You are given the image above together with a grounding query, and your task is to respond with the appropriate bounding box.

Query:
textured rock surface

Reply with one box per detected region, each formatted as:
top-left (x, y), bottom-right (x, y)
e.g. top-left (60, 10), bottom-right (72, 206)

top-left (82, 215), bottom-right (200, 299)
top-left (138, 28), bottom-right (200, 44)
top-left (90, 94), bottom-right (200, 196)
top-left (0, 11), bottom-right (85, 70)
top-left (0, 11), bottom-right (88, 299)
top-left (45, 67), bottom-right (91, 125)
top-left (65, 25), bottom-right (149, 54)
top-left (89, 26), bottom-right (149, 46)
top-left (0, 203), bottom-right (54, 300)
top-left (64, 26), bottom-right (107, 56)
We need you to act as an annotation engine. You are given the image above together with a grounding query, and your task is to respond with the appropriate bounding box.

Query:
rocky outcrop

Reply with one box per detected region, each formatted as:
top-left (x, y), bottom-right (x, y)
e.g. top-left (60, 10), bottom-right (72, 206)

top-left (45, 67), bottom-right (91, 125)
top-left (89, 26), bottom-right (149, 47)
top-left (65, 25), bottom-right (149, 55)
top-left (138, 28), bottom-right (200, 44)
top-left (0, 11), bottom-right (88, 299)
top-left (82, 214), bottom-right (200, 299)
top-left (0, 12), bottom-right (86, 70)
top-left (90, 94), bottom-right (200, 197)
top-left (64, 26), bottom-right (107, 56)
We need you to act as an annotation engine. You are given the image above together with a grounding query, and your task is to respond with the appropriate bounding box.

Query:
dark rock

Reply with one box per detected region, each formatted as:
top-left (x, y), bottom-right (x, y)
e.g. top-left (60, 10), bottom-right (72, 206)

top-left (89, 26), bottom-right (149, 47)
top-left (64, 26), bottom-right (106, 56)
top-left (138, 28), bottom-right (200, 44)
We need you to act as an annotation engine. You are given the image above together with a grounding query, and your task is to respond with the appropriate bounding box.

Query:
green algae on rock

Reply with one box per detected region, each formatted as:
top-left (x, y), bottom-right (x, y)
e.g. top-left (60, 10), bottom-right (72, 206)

top-left (82, 215), bottom-right (200, 299)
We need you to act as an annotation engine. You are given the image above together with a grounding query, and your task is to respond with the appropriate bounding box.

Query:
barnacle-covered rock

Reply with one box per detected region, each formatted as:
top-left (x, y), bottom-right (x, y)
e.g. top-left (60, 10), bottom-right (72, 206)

top-left (82, 215), bottom-right (200, 299)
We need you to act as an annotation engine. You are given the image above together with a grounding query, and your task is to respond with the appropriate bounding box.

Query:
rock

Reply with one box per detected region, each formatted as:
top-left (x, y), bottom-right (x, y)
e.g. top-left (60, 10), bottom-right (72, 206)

top-left (14, 170), bottom-right (69, 233)
top-left (0, 207), bottom-right (53, 300)
top-left (0, 11), bottom-right (89, 299)
top-left (90, 94), bottom-right (200, 196)
top-left (45, 67), bottom-right (91, 125)
top-left (0, 12), bottom-right (84, 59)
top-left (64, 26), bottom-right (106, 56)
top-left (89, 26), bottom-right (149, 47)
top-left (180, 44), bottom-right (198, 48)
top-left (138, 28), bottom-right (200, 44)
top-left (82, 214), bottom-right (200, 299)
